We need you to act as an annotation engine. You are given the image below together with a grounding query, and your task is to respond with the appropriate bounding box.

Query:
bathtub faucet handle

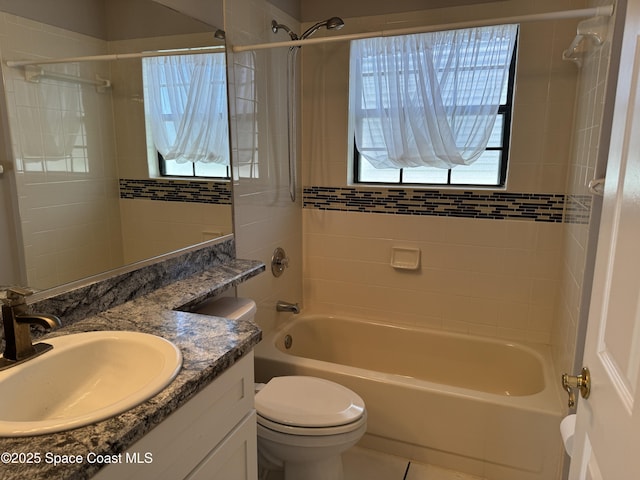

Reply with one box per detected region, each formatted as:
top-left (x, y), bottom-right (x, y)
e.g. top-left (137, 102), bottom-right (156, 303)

top-left (271, 247), bottom-right (290, 277)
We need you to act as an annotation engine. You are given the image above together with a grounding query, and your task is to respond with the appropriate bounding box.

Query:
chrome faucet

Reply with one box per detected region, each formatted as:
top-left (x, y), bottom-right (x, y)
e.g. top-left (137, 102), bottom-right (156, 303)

top-left (276, 300), bottom-right (300, 314)
top-left (0, 287), bottom-right (62, 370)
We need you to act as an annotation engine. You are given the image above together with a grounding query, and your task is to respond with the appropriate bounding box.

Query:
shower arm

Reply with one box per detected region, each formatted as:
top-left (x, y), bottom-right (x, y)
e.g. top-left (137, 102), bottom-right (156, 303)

top-left (271, 20), bottom-right (298, 41)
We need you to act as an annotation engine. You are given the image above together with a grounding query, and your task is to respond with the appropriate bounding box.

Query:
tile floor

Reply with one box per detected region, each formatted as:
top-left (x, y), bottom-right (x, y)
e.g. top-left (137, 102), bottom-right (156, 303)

top-left (264, 445), bottom-right (486, 480)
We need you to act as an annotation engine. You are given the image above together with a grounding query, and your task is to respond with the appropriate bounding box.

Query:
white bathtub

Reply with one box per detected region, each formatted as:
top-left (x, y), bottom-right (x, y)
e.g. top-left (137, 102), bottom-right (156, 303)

top-left (254, 314), bottom-right (565, 480)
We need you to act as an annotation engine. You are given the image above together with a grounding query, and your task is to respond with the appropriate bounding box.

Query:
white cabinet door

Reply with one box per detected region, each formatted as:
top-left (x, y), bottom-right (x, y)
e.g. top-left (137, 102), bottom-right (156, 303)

top-left (568, 2), bottom-right (640, 478)
top-left (186, 411), bottom-right (257, 480)
top-left (94, 353), bottom-right (256, 480)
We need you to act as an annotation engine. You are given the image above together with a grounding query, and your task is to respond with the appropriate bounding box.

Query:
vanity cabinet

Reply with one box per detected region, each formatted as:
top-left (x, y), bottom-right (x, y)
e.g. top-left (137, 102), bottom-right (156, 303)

top-left (94, 352), bottom-right (257, 480)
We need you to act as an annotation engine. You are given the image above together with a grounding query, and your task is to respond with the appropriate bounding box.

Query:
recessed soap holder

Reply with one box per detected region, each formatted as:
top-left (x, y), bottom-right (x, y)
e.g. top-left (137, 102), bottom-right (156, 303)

top-left (391, 247), bottom-right (421, 271)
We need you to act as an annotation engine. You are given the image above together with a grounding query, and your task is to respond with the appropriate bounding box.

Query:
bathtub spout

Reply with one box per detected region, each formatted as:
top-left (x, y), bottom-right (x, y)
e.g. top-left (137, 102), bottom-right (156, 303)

top-left (276, 301), bottom-right (300, 314)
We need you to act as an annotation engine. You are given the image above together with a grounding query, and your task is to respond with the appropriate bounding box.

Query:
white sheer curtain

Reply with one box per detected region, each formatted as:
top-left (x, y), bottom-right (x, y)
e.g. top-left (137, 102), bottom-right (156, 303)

top-left (350, 24), bottom-right (518, 169)
top-left (143, 52), bottom-right (229, 165)
top-left (22, 84), bottom-right (84, 161)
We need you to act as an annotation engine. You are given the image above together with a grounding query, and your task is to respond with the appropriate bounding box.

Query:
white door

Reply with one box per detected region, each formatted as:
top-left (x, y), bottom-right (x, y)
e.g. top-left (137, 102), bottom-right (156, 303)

top-left (568, 1), bottom-right (640, 479)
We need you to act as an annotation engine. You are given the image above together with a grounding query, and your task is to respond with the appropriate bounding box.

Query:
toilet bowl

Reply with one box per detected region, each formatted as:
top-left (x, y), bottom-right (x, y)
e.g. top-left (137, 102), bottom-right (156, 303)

top-left (255, 375), bottom-right (367, 480)
top-left (198, 297), bottom-right (367, 480)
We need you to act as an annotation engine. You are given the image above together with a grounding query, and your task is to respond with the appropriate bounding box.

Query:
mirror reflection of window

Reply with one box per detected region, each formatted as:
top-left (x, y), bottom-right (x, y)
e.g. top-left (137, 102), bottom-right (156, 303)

top-left (142, 52), bottom-right (230, 179)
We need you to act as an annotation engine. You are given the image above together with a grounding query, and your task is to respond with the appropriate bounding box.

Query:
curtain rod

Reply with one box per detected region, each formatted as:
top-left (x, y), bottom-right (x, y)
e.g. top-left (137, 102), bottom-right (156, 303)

top-left (231, 4), bottom-right (615, 53)
top-left (5, 45), bottom-right (225, 68)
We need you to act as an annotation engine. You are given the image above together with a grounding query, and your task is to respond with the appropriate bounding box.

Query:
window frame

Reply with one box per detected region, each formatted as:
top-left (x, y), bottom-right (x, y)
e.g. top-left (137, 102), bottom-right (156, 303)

top-left (142, 52), bottom-right (231, 181)
top-left (353, 35), bottom-right (518, 189)
top-left (157, 152), bottom-right (231, 180)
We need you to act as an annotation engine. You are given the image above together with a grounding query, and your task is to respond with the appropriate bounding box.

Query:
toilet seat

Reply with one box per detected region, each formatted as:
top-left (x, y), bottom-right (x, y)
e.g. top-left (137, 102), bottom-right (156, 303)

top-left (255, 376), bottom-right (365, 434)
top-left (257, 411), bottom-right (367, 437)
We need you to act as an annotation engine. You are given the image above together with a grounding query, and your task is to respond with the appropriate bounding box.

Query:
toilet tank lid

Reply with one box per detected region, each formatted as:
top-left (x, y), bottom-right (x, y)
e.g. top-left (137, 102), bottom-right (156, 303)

top-left (196, 297), bottom-right (256, 321)
top-left (255, 376), bottom-right (365, 428)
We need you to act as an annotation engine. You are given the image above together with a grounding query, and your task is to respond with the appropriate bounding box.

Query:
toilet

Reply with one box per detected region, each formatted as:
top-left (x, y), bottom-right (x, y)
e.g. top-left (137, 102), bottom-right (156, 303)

top-left (255, 375), bottom-right (367, 480)
top-left (199, 296), bottom-right (367, 480)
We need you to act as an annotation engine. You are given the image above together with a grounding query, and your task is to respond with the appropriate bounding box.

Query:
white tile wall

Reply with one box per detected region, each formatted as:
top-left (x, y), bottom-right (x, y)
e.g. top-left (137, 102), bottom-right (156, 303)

top-left (0, 12), bottom-right (123, 289)
top-left (552, 0), bottom-right (616, 377)
top-left (300, 0), bottom-right (579, 344)
top-left (119, 199), bottom-right (232, 264)
top-left (226, 0), bottom-right (304, 332)
top-left (304, 209), bottom-right (562, 342)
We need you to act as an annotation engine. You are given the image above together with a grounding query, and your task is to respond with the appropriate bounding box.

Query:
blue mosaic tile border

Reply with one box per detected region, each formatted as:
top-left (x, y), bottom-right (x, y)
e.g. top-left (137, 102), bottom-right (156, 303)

top-left (303, 186), bottom-right (566, 222)
top-left (119, 178), bottom-right (232, 205)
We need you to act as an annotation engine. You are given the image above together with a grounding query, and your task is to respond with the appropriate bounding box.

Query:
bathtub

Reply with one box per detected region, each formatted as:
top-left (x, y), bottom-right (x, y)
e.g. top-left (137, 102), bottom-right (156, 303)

top-left (254, 314), bottom-right (565, 480)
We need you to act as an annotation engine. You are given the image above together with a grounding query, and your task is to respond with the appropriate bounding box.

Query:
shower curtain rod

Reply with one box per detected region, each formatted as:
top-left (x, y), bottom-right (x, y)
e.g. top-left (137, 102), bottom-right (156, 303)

top-left (5, 45), bottom-right (225, 68)
top-left (231, 4), bottom-right (615, 53)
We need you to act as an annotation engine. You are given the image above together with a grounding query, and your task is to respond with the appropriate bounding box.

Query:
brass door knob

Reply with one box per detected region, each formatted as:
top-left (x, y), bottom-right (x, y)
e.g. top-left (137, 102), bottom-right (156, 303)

top-left (561, 367), bottom-right (591, 408)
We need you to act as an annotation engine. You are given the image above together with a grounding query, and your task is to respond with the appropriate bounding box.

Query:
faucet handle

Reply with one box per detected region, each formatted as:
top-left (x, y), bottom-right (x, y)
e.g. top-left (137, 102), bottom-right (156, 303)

top-left (271, 247), bottom-right (290, 277)
top-left (2, 287), bottom-right (34, 306)
top-left (3, 287), bottom-right (34, 306)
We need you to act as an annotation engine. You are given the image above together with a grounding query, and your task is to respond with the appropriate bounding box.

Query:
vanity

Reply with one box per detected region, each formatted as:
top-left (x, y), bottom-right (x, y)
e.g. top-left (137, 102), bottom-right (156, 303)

top-left (0, 236), bottom-right (264, 480)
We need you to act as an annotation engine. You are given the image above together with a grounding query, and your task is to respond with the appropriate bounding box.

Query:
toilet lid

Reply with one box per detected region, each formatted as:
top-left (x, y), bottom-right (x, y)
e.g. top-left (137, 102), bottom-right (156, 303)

top-left (255, 376), bottom-right (365, 428)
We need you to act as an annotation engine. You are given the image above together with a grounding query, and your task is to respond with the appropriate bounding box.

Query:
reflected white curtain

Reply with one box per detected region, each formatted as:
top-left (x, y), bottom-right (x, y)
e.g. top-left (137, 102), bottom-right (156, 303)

top-left (143, 52), bottom-right (229, 165)
top-left (350, 24), bottom-right (518, 169)
top-left (18, 71), bottom-right (84, 162)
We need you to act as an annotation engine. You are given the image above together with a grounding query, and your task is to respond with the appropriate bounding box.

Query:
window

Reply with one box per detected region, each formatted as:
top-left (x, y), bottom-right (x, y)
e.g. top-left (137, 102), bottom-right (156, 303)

top-left (142, 52), bottom-right (230, 180)
top-left (158, 152), bottom-right (230, 178)
top-left (351, 25), bottom-right (518, 187)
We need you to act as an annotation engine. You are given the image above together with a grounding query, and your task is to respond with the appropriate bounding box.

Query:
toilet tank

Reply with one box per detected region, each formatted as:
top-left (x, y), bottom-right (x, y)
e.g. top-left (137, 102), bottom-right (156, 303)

top-left (194, 296), bottom-right (257, 322)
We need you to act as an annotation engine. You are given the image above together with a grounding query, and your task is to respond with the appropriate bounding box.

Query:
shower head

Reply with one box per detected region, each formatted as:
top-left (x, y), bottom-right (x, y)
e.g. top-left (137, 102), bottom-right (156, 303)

top-left (300, 17), bottom-right (345, 40)
top-left (272, 20), bottom-right (299, 41)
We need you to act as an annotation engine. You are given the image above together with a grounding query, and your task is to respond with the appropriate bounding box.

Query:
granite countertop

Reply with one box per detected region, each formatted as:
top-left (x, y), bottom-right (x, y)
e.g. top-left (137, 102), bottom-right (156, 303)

top-left (0, 258), bottom-right (264, 480)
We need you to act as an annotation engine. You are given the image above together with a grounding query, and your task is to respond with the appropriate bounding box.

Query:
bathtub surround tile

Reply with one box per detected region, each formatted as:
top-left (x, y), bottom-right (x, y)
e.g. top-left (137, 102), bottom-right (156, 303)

top-left (303, 186), bottom-right (576, 344)
top-left (303, 208), bottom-right (563, 344)
top-left (564, 194), bottom-right (592, 225)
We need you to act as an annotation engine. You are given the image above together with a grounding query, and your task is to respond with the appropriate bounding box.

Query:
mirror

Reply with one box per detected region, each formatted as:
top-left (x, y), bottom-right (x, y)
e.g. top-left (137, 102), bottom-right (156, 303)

top-left (0, 0), bottom-right (231, 291)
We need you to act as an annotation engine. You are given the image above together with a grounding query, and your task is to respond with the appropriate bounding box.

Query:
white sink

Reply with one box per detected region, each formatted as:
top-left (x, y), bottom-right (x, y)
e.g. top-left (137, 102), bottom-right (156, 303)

top-left (0, 331), bottom-right (182, 437)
